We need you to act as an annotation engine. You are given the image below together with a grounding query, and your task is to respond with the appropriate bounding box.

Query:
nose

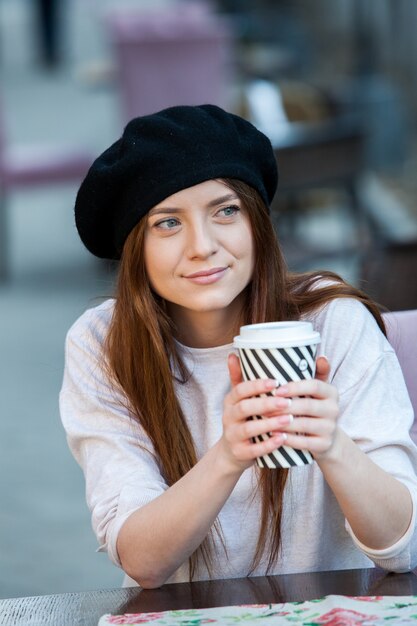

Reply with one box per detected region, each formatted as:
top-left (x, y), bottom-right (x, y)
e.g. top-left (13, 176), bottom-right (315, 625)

top-left (186, 221), bottom-right (218, 260)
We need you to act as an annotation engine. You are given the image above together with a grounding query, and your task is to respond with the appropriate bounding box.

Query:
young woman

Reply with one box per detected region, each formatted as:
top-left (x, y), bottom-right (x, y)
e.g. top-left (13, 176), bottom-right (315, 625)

top-left (60, 104), bottom-right (417, 589)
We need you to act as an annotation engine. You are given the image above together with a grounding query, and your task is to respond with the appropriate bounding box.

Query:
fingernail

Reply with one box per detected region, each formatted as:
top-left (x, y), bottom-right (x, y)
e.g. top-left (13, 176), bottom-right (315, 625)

top-left (265, 379), bottom-right (278, 390)
top-left (279, 414), bottom-right (294, 424)
top-left (276, 433), bottom-right (287, 442)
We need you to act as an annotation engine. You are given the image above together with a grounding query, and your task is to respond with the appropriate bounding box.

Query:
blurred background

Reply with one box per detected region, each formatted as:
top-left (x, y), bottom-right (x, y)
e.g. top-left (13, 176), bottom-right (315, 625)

top-left (1, 0), bottom-right (417, 599)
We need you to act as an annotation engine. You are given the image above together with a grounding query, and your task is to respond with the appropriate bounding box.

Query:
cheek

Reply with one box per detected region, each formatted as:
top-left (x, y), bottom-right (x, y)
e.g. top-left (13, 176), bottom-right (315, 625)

top-left (242, 229), bottom-right (255, 279)
top-left (143, 237), bottom-right (162, 288)
top-left (234, 224), bottom-right (254, 264)
top-left (144, 238), bottom-right (178, 291)
top-left (144, 259), bottom-right (168, 299)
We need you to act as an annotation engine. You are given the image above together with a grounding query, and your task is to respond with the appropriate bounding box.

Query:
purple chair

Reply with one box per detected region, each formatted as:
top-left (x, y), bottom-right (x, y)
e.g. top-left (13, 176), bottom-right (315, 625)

top-left (383, 310), bottom-right (417, 442)
top-left (104, 4), bottom-right (233, 122)
top-left (0, 102), bottom-right (93, 280)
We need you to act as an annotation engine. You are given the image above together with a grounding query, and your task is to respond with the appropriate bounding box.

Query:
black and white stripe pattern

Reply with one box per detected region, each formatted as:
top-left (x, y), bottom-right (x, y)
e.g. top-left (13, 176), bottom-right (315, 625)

top-left (238, 344), bottom-right (318, 468)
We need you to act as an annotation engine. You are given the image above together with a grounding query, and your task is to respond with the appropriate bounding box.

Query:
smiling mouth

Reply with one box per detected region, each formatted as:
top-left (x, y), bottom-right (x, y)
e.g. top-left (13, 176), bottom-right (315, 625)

top-left (184, 267), bottom-right (228, 284)
top-left (185, 267), bottom-right (227, 278)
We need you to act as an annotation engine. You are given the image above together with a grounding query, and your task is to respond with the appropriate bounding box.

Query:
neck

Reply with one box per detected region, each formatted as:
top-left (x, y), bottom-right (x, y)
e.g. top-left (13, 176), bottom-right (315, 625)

top-left (168, 302), bottom-right (245, 349)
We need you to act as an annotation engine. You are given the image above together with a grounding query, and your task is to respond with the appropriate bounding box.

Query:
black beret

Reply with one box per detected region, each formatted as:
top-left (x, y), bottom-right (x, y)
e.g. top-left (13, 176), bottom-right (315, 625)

top-left (75, 104), bottom-right (278, 259)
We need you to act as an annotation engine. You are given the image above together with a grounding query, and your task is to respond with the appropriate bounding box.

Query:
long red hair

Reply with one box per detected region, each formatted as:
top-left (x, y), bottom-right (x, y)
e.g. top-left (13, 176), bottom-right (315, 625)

top-left (105, 179), bottom-right (385, 578)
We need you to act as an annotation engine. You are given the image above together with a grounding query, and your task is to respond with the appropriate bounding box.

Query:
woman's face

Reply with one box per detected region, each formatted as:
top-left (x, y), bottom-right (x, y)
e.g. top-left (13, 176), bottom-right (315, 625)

top-left (144, 179), bottom-right (254, 321)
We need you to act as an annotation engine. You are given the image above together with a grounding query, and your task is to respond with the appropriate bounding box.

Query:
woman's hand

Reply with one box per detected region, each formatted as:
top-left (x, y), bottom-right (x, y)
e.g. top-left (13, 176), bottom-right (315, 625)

top-left (220, 354), bottom-right (340, 472)
top-left (273, 355), bottom-right (340, 460)
top-left (218, 353), bottom-right (291, 473)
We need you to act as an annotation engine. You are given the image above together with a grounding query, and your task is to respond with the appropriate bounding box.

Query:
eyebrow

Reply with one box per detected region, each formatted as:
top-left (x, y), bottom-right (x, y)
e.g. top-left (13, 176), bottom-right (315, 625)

top-left (148, 193), bottom-right (239, 216)
top-left (206, 193), bottom-right (239, 208)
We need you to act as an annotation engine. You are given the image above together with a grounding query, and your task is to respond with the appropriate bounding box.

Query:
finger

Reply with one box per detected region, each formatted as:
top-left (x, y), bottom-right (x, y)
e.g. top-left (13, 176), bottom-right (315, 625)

top-left (284, 396), bottom-right (338, 420)
top-left (282, 415), bottom-right (335, 437)
top-left (228, 353), bottom-right (243, 388)
top-left (278, 432), bottom-right (313, 452)
top-left (238, 414), bottom-right (294, 441)
top-left (280, 432), bottom-right (333, 456)
top-left (315, 355), bottom-right (330, 382)
top-left (274, 378), bottom-right (337, 401)
top-left (235, 433), bottom-right (288, 462)
top-left (232, 395), bottom-right (292, 422)
top-left (229, 377), bottom-right (278, 404)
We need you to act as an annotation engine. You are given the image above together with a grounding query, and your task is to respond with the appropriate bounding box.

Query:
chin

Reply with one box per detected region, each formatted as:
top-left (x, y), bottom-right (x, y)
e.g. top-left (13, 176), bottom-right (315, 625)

top-left (187, 304), bottom-right (228, 314)
top-left (173, 293), bottom-right (223, 308)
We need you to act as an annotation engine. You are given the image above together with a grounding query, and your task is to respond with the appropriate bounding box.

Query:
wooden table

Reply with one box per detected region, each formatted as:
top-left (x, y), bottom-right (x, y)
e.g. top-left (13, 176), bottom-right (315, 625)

top-left (2, 568), bottom-right (417, 626)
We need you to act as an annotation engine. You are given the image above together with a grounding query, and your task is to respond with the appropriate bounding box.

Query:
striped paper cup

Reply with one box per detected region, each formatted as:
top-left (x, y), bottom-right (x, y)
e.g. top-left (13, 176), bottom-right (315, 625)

top-left (234, 321), bottom-right (320, 469)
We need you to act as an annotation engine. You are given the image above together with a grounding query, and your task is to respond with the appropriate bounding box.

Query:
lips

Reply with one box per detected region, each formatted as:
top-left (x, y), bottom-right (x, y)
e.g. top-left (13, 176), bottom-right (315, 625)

top-left (184, 267), bottom-right (227, 279)
top-left (183, 267), bottom-right (228, 285)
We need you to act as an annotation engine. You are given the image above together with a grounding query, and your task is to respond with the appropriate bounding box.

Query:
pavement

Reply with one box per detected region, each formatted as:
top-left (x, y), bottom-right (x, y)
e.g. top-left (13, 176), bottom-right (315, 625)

top-left (1, 0), bottom-right (417, 601)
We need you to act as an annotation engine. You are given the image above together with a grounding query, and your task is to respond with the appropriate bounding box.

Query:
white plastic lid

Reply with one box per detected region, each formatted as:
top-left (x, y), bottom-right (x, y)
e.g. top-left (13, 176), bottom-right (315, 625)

top-left (234, 321), bottom-right (320, 349)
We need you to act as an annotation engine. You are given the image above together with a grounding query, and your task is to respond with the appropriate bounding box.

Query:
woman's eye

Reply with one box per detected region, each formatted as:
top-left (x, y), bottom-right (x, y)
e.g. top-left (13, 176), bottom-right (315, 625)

top-left (218, 205), bottom-right (240, 218)
top-left (155, 217), bottom-right (180, 230)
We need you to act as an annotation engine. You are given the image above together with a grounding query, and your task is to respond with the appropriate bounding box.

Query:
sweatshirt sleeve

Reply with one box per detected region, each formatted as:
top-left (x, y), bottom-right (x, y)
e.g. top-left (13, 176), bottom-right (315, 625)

top-left (59, 302), bottom-right (168, 568)
top-left (316, 297), bottom-right (417, 572)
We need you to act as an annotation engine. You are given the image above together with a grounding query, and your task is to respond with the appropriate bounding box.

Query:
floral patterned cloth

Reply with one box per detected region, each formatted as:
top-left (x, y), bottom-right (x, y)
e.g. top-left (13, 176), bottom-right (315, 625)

top-left (98, 595), bottom-right (417, 626)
